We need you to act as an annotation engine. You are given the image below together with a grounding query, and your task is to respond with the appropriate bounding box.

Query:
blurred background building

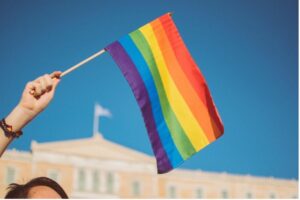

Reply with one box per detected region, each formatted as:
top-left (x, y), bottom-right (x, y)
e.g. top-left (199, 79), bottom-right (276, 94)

top-left (0, 132), bottom-right (297, 198)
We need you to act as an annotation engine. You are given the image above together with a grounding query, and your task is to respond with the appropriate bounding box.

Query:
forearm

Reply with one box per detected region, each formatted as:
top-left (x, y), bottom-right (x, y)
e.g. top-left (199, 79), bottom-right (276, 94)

top-left (0, 105), bottom-right (34, 157)
top-left (0, 128), bottom-right (13, 157)
top-left (0, 72), bottom-right (61, 158)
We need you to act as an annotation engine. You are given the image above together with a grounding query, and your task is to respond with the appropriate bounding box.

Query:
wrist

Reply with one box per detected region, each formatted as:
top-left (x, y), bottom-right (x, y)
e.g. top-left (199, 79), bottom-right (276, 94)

top-left (5, 104), bottom-right (35, 132)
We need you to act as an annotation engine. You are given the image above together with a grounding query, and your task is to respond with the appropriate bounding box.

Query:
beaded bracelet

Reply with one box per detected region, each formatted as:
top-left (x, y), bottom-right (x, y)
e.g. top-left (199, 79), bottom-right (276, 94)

top-left (0, 118), bottom-right (22, 138)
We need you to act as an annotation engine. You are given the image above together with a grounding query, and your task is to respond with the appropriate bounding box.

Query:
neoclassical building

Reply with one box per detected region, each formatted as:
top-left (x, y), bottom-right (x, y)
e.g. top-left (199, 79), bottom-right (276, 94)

top-left (0, 133), bottom-right (297, 198)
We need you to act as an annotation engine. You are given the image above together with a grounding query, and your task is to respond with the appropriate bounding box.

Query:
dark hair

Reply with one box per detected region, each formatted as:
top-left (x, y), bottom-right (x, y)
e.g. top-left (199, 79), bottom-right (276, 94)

top-left (5, 177), bottom-right (68, 199)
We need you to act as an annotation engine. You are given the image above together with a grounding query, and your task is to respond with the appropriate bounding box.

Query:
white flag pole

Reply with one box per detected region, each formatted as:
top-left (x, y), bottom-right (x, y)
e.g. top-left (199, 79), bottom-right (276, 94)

top-left (93, 104), bottom-right (99, 135)
top-left (30, 49), bottom-right (106, 95)
top-left (61, 49), bottom-right (106, 77)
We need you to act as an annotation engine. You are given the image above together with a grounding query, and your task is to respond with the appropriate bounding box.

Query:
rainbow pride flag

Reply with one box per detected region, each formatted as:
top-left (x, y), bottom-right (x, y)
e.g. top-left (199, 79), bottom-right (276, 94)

top-left (105, 13), bottom-right (224, 174)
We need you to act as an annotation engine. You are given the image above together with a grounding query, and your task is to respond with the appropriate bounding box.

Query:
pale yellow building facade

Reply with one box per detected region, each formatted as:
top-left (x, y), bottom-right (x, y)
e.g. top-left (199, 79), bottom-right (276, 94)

top-left (0, 133), bottom-right (298, 198)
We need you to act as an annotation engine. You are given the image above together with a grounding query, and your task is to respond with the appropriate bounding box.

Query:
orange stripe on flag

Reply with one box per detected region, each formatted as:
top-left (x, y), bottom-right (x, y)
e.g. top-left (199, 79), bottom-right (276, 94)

top-left (150, 19), bottom-right (218, 142)
top-left (159, 14), bottom-right (224, 138)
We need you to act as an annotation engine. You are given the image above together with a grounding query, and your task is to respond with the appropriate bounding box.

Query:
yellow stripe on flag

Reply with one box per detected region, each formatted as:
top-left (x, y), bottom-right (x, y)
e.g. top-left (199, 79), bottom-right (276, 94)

top-left (139, 24), bottom-right (209, 151)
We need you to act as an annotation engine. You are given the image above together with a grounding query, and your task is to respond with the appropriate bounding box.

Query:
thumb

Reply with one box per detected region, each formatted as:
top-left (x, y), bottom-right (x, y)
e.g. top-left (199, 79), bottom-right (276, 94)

top-left (50, 71), bottom-right (62, 90)
top-left (50, 71), bottom-right (62, 79)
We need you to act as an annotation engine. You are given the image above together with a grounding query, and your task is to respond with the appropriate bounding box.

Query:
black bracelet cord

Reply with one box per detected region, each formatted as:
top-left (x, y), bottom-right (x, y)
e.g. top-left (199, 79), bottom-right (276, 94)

top-left (0, 118), bottom-right (22, 138)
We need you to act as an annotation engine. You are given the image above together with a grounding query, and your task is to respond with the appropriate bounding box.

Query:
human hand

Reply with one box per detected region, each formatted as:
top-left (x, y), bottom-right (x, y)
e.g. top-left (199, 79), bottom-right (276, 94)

top-left (19, 71), bottom-right (61, 116)
top-left (5, 71), bottom-right (61, 132)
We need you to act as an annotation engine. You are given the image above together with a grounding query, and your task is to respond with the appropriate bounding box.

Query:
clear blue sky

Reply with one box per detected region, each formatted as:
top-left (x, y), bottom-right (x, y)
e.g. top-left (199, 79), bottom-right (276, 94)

top-left (0, 0), bottom-right (298, 179)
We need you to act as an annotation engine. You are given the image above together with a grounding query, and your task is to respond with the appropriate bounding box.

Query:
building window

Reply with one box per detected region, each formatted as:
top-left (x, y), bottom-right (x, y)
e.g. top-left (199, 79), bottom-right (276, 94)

top-left (78, 169), bottom-right (86, 191)
top-left (106, 172), bottom-right (114, 194)
top-left (48, 170), bottom-right (60, 182)
top-left (5, 167), bottom-right (16, 184)
top-left (221, 190), bottom-right (228, 198)
top-left (168, 186), bottom-right (177, 198)
top-left (132, 181), bottom-right (141, 196)
top-left (246, 192), bottom-right (252, 199)
top-left (270, 193), bottom-right (276, 198)
top-left (196, 188), bottom-right (203, 198)
top-left (92, 170), bottom-right (100, 192)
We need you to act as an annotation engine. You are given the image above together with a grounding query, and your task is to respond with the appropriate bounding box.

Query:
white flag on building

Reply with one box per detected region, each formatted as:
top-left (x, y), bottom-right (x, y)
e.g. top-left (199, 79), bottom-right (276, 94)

top-left (95, 103), bottom-right (112, 118)
top-left (93, 103), bottom-right (112, 135)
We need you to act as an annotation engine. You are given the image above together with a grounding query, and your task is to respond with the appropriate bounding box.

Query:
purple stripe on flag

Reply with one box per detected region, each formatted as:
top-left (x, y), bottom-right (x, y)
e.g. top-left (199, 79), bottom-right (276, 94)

top-left (105, 41), bottom-right (172, 173)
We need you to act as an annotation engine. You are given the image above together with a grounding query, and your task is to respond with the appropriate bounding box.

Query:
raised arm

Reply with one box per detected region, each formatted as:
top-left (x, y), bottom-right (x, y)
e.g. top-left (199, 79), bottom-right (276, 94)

top-left (0, 71), bottom-right (61, 157)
